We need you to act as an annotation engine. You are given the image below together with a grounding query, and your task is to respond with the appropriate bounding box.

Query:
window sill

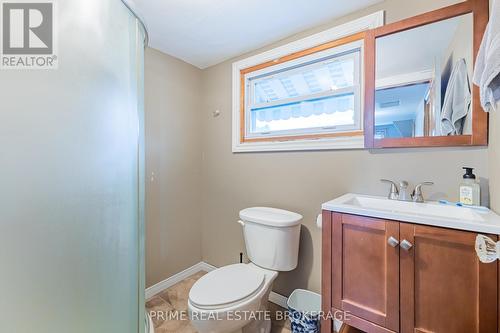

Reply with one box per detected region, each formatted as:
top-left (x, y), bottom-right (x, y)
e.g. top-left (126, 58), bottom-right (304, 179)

top-left (232, 135), bottom-right (364, 152)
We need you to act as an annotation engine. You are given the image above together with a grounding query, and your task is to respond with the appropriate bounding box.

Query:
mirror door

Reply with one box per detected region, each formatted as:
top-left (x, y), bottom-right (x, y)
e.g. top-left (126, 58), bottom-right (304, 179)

top-left (364, 0), bottom-right (489, 148)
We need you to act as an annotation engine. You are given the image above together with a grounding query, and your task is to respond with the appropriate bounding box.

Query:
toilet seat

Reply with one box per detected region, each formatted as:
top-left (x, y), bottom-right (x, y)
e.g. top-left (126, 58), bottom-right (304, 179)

top-left (189, 264), bottom-right (265, 310)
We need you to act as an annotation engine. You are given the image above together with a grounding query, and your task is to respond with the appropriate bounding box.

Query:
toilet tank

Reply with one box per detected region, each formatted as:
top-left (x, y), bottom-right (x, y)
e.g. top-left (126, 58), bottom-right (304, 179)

top-left (239, 207), bottom-right (302, 271)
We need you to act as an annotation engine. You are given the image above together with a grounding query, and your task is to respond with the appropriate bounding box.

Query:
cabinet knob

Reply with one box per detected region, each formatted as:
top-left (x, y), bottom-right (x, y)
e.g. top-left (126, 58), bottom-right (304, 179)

top-left (400, 239), bottom-right (413, 251)
top-left (387, 236), bottom-right (399, 248)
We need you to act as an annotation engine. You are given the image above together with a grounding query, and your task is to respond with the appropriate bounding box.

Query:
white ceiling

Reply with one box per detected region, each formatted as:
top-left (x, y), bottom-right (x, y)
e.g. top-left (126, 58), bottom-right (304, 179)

top-left (133, 0), bottom-right (383, 69)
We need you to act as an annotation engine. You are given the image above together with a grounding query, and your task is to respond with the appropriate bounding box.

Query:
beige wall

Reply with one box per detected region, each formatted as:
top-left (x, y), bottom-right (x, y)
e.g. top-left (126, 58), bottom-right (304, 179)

top-left (145, 48), bottom-right (203, 287)
top-left (490, 111), bottom-right (500, 212)
top-left (200, 0), bottom-right (490, 296)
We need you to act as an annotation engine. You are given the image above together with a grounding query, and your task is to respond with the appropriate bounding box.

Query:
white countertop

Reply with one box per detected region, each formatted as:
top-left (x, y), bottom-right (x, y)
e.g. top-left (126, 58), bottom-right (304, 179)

top-left (322, 193), bottom-right (500, 235)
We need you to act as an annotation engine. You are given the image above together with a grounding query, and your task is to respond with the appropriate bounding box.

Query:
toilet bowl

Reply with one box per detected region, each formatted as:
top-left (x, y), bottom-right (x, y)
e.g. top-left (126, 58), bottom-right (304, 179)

top-left (188, 263), bottom-right (278, 333)
top-left (188, 207), bottom-right (302, 333)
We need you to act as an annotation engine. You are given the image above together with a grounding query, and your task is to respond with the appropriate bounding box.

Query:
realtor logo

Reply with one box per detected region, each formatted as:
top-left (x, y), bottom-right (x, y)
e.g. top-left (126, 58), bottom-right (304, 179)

top-left (1, 0), bottom-right (57, 69)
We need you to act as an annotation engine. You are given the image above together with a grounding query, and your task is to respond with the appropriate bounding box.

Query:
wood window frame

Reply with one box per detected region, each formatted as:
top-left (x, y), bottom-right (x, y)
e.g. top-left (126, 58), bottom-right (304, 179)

top-left (364, 0), bottom-right (490, 148)
top-left (238, 32), bottom-right (365, 144)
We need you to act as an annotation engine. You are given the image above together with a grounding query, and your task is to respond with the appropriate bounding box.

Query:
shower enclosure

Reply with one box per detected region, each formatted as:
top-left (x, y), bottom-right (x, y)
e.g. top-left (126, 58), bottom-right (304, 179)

top-left (0, 0), bottom-right (147, 332)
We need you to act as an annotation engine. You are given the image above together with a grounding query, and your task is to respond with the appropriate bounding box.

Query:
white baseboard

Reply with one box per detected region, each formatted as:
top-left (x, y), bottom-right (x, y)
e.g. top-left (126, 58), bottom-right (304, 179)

top-left (146, 262), bottom-right (210, 299)
top-left (146, 261), bottom-right (288, 308)
top-left (268, 291), bottom-right (288, 309)
top-left (198, 261), bottom-right (217, 272)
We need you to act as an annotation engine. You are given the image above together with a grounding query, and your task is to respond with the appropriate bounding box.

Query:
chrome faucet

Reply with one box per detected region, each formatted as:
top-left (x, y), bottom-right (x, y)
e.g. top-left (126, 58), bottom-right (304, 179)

top-left (398, 180), bottom-right (411, 201)
top-left (381, 179), bottom-right (434, 203)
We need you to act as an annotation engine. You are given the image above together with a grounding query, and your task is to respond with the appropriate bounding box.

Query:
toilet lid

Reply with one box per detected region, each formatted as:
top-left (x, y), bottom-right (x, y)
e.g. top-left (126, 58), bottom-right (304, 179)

top-left (239, 207), bottom-right (302, 227)
top-left (189, 264), bottom-right (265, 309)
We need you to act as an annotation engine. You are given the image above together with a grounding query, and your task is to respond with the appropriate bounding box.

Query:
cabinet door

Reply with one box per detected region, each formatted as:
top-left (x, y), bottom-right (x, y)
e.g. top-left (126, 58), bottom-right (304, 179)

top-left (332, 214), bottom-right (400, 331)
top-left (400, 224), bottom-right (498, 333)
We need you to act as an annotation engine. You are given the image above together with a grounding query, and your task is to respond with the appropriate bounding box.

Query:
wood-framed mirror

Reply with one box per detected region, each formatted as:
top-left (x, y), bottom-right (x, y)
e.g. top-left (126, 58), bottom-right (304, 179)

top-left (364, 0), bottom-right (489, 148)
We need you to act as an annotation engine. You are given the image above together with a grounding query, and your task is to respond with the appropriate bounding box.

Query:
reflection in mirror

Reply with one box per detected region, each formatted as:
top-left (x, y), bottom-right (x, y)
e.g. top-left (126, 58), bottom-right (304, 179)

top-left (375, 13), bottom-right (473, 139)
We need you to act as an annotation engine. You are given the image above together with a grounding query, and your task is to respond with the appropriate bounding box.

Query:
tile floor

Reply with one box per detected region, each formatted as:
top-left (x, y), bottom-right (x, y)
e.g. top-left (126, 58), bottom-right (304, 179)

top-left (146, 271), bottom-right (291, 333)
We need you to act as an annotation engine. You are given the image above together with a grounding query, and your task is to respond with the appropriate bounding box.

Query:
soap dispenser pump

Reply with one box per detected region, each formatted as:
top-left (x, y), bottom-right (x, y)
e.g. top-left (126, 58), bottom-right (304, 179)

top-left (459, 167), bottom-right (480, 206)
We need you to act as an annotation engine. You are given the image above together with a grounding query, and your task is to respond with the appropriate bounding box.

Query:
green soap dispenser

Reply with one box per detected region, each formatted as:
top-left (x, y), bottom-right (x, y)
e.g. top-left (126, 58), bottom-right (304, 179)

top-left (459, 167), bottom-right (480, 206)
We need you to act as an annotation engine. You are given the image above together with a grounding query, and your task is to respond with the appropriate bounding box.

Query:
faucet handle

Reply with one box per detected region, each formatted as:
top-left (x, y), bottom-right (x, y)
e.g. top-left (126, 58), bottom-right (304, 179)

top-left (412, 182), bottom-right (434, 203)
top-left (416, 181), bottom-right (434, 187)
top-left (380, 179), bottom-right (399, 200)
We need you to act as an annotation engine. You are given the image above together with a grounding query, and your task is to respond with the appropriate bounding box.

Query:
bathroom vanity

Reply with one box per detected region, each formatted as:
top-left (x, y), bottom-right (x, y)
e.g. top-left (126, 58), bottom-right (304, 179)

top-left (321, 194), bottom-right (500, 333)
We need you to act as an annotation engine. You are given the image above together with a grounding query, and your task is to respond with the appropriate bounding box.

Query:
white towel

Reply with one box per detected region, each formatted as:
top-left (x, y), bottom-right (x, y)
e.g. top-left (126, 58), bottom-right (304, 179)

top-left (441, 58), bottom-right (471, 135)
top-left (473, 0), bottom-right (500, 112)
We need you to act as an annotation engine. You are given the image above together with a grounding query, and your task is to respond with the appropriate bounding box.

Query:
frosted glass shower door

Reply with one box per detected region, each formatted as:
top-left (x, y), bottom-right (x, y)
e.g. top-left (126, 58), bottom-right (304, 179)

top-left (0, 0), bottom-right (146, 332)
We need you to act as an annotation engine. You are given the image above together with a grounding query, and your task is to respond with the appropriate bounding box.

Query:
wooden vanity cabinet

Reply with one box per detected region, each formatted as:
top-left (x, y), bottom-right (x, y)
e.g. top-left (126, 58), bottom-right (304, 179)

top-left (322, 211), bottom-right (499, 333)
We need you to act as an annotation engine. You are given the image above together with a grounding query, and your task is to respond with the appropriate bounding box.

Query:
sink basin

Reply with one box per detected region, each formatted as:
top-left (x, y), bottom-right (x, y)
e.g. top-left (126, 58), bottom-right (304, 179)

top-left (344, 195), bottom-right (484, 222)
top-left (322, 193), bottom-right (500, 234)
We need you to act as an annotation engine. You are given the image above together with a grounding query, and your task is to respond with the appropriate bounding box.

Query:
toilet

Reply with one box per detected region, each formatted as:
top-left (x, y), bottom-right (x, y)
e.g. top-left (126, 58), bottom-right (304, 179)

top-left (188, 207), bottom-right (302, 333)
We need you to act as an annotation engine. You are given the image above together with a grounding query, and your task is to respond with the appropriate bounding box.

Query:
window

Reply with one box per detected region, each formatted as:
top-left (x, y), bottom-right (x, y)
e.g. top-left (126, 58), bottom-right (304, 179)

top-left (232, 11), bottom-right (384, 152)
top-left (245, 49), bottom-right (361, 140)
